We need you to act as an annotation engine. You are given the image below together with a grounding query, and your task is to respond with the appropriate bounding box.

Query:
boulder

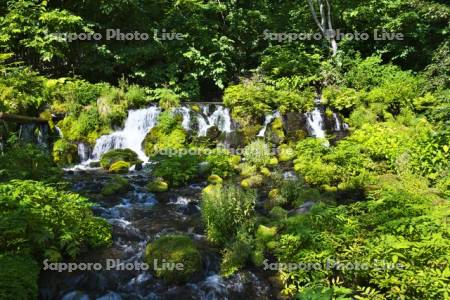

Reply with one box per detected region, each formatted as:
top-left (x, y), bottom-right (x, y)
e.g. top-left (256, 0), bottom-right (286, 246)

top-left (147, 179), bottom-right (169, 192)
top-left (208, 174), bottom-right (223, 185)
top-left (100, 149), bottom-right (139, 169)
top-left (241, 175), bottom-right (263, 189)
top-left (101, 175), bottom-right (130, 196)
top-left (108, 161), bottom-right (130, 174)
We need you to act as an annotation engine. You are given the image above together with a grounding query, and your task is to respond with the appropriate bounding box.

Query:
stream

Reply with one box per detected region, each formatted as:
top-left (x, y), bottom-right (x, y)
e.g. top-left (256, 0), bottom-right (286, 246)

top-left (38, 167), bottom-right (275, 300)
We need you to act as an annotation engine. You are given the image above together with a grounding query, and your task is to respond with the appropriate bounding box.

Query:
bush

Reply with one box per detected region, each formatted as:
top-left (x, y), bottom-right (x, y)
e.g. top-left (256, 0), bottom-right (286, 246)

top-left (0, 141), bottom-right (60, 182)
top-left (243, 140), bottom-right (272, 167)
top-left (52, 139), bottom-right (79, 166)
top-left (205, 149), bottom-right (235, 178)
top-left (145, 235), bottom-right (202, 283)
top-left (0, 254), bottom-right (39, 300)
top-left (0, 180), bottom-right (111, 259)
top-left (152, 154), bottom-right (201, 186)
top-left (201, 185), bottom-right (256, 245)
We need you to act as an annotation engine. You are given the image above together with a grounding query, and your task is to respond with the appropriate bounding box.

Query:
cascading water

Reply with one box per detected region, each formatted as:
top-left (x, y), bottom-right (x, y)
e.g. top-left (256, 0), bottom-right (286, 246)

top-left (91, 107), bottom-right (161, 161)
top-left (306, 108), bottom-right (326, 138)
top-left (174, 107), bottom-right (192, 131)
top-left (257, 111), bottom-right (280, 137)
top-left (333, 113), bottom-right (341, 131)
top-left (197, 105), bottom-right (232, 136)
top-left (77, 143), bottom-right (90, 162)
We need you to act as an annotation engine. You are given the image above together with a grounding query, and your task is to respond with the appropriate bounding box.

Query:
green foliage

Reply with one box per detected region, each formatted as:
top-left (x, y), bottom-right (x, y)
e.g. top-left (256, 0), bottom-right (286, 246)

top-left (152, 154), bottom-right (201, 186)
top-left (205, 148), bottom-right (235, 178)
top-left (99, 148), bottom-right (139, 169)
top-left (152, 88), bottom-right (180, 110)
top-left (0, 140), bottom-right (60, 182)
top-left (0, 254), bottom-right (39, 300)
top-left (224, 81), bottom-right (314, 120)
top-left (243, 140), bottom-right (272, 167)
top-left (108, 161), bottom-right (130, 174)
top-left (52, 139), bottom-right (79, 166)
top-left (273, 177), bottom-right (450, 299)
top-left (145, 235), bottom-right (202, 284)
top-left (0, 180), bottom-right (112, 259)
top-left (147, 179), bottom-right (169, 193)
top-left (201, 185), bottom-right (256, 246)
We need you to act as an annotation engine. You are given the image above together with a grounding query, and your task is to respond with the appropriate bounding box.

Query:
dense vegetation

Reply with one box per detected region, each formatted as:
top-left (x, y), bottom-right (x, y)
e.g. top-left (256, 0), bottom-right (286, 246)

top-left (0, 0), bottom-right (449, 299)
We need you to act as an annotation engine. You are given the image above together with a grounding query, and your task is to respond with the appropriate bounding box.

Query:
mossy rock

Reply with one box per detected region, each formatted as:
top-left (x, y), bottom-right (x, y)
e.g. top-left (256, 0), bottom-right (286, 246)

top-left (143, 127), bottom-right (186, 157)
top-left (240, 124), bottom-right (263, 144)
top-left (191, 104), bottom-right (201, 113)
top-left (208, 174), bottom-right (223, 185)
top-left (108, 161), bottom-right (130, 173)
top-left (241, 175), bottom-right (263, 189)
top-left (147, 179), bottom-right (169, 192)
top-left (256, 225), bottom-right (277, 243)
top-left (268, 157), bottom-right (279, 166)
top-left (268, 189), bottom-right (280, 200)
top-left (229, 155), bottom-right (241, 167)
top-left (100, 148), bottom-right (139, 169)
top-left (278, 144), bottom-right (296, 162)
top-left (145, 235), bottom-right (202, 284)
top-left (202, 184), bottom-right (222, 196)
top-left (101, 175), bottom-right (130, 196)
top-left (238, 163), bottom-right (257, 178)
top-left (260, 167), bottom-right (271, 177)
top-left (52, 139), bottom-right (79, 166)
top-left (206, 125), bottom-right (220, 140)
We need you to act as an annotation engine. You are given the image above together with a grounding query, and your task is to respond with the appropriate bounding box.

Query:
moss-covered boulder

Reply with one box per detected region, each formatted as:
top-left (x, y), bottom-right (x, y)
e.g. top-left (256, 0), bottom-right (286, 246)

top-left (202, 184), bottom-right (222, 197)
top-left (241, 175), bottom-right (263, 189)
top-left (260, 167), bottom-right (271, 177)
top-left (52, 139), bottom-right (79, 166)
top-left (108, 161), bottom-right (130, 173)
top-left (268, 157), bottom-right (279, 166)
top-left (229, 155), bottom-right (241, 167)
top-left (147, 179), bottom-right (169, 192)
top-left (145, 235), bottom-right (202, 284)
top-left (265, 117), bottom-right (285, 145)
top-left (208, 174), bottom-right (223, 185)
top-left (206, 125), bottom-right (221, 140)
top-left (256, 225), bottom-right (277, 242)
top-left (101, 175), bottom-right (130, 196)
top-left (100, 148), bottom-right (139, 169)
top-left (238, 163), bottom-right (257, 178)
top-left (143, 127), bottom-right (186, 157)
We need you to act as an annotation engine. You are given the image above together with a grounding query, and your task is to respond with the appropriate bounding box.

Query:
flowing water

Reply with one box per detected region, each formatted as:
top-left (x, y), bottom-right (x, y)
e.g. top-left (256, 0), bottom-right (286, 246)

top-left (306, 107), bottom-right (326, 138)
top-left (257, 111), bottom-right (280, 137)
top-left (39, 169), bottom-right (274, 300)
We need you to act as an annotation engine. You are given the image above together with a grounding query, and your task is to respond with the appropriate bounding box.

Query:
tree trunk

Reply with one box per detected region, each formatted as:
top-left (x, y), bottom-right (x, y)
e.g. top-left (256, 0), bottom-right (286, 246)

top-left (307, 0), bottom-right (338, 56)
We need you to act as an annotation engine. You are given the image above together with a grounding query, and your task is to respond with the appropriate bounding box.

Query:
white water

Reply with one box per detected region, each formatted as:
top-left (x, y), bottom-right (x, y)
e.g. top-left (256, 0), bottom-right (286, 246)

top-left (91, 107), bottom-right (161, 161)
top-left (197, 105), bottom-right (232, 136)
top-left (306, 108), bottom-right (326, 138)
top-left (77, 143), bottom-right (90, 162)
top-left (257, 111), bottom-right (280, 137)
top-left (174, 107), bottom-right (191, 130)
top-left (333, 113), bottom-right (341, 131)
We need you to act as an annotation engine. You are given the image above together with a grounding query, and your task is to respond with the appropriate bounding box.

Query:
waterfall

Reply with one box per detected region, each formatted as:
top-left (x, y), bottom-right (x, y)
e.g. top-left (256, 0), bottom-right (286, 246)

top-left (174, 107), bottom-right (191, 131)
top-left (257, 111), bottom-right (280, 137)
top-left (196, 105), bottom-right (232, 136)
top-left (91, 106), bottom-right (161, 161)
top-left (77, 143), bottom-right (90, 162)
top-left (333, 113), bottom-right (341, 131)
top-left (55, 126), bottom-right (64, 138)
top-left (306, 108), bottom-right (326, 138)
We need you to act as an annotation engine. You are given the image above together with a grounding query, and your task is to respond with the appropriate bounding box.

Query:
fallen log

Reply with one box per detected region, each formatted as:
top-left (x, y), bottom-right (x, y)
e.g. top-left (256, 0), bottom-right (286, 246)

top-left (0, 112), bottom-right (48, 124)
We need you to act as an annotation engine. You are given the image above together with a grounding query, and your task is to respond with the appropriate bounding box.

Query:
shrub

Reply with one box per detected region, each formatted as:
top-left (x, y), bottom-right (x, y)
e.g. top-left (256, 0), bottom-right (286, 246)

top-left (0, 141), bottom-right (60, 182)
top-left (0, 180), bottom-right (112, 259)
top-left (152, 154), bottom-right (201, 186)
top-left (243, 140), bottom-right (272, 167)
top-left (52, 139), bottom-right (79, 166)
top-left (145, 235), bottom-right (201, 283)
top-left (0, 254), bottom-right (39, 300)
top-left (205, 149), bottom-right (235, 178)
top-left (201, 185), bottom-right (256, 245)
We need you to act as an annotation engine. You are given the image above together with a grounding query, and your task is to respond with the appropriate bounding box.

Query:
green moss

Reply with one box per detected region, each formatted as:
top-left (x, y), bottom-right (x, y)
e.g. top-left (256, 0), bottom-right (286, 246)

top-left (268, 157), bottom-right (279, 166)
top-left (256, 225), bottom-right (277, 242)
top-left (241, 175), bottom-right (263, 189)
top-left (278, 144), bottom-right (296, 162)
top-left (202, 184), bottom-right (222, 197)
top-left (145, 235), bottom-right (202, 284)
top-left (101, 175), bottom-right (130, 196)
top-left (143, 127), bottom-right (186, 157)
top-left (260, 167), bottom-right (271, 177)
top-left (229, 155), bottom-right (241, 167)
top-left (147, 179), bottom-right (169, 192)
top-left (269, 206), bottom-right (288, 220)
top-left (208, 174), bottom-right (223, 185)
top-left (108, 161), bottom-right (130, 173)
top-left (52, 139), bottom-right (79, 166)
top-left (100, 148), bottom-right (139, 169)
top-left (0, 255), bottom-right (39, 300)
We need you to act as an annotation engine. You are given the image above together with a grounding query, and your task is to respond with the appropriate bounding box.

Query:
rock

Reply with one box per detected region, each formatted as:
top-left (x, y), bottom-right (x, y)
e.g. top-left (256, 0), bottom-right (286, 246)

top-left (206, 125), bottom-right (220, 140)
top-left (147, 179), bottom-right (169, 192)
top-left (62, 291), bottom-right (90, 300)
top-left (145, 235), bottom-right (202, 284)
top-left (256, 225), bottom-right (277, 242)
top-left (241, 175), bottom-right (263, 189)
top-left (264, 117), bottom-right (285, 145)
top-left (282, 112), bottom-right (308, 141)
top-left (89, 161), bottom-right (101, 168)
top-left (108, 161), bottom-right (130, 174)
top-left (134, 162), bottom-right (143, 171)
top-left (101, 175), bottom-right (130, 196)
top-left (260, 167), bottom-right (271, 177)
top-left (202, 184), bottom-right (221, 197)
top-left (100, 148), bottom-right (139, 169)
top-left (268, 157), bottom-right (279, 166)
top-left (96, 292), bottom-right (122, 300)
top-left (288, 201), bottom-right (316, 216)
top-left (208, 174), bottom-right (223, 185)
